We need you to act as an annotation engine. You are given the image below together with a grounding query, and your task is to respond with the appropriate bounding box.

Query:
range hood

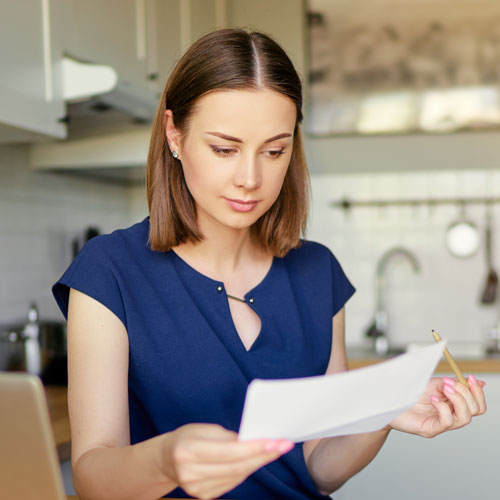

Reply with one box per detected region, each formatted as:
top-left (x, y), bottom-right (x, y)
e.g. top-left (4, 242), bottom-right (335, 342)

top-left (29, 58), bottom-right (157, 185)
top-left (62, 57), bottom-right (159, 139)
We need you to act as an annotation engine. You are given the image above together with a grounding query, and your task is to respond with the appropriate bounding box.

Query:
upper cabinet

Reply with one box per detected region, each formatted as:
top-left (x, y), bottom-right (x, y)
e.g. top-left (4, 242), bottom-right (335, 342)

top-left (30, 0), bottom-right (307, 171)
top-left (0, 0), bottom-right (67, 142)
top-left (65, 0), bottom-right (161, 95)
top-left (22, 0), bottom-right (304, 156)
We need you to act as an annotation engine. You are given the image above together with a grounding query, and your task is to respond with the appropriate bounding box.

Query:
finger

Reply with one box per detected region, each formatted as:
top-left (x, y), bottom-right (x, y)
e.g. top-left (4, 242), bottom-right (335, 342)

top-left (429, 395), bottom-right (453, 432)
top-left (444, 377), bottom-right (479, 415)
top-left (187, 423), bottom-right (238, 441)
top-left (442, 381), bottom-right (472, 428)
top-left (192, 443), bottom-right (290, 479)
top-left (188, 436), bottom-right (294, 463)
top-left (174, 449), bottom-right (282, 499)
top-left (467, 374), bottom-right (487, 414)
top-left (233, 441), bottom-right (294, 472)
top-left (182, 443), bottom-right (294, 496)
top-left (187, 449), bottom-right (280, 478)
top-left (182, 475), bottom-right (242, 500)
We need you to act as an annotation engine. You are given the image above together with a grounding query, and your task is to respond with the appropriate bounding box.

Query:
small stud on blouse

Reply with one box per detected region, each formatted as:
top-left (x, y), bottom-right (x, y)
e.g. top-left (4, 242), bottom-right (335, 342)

top-left (249, 298), bottom-right (255, 304)
top-left (217, 285), bottom-right (223, 292)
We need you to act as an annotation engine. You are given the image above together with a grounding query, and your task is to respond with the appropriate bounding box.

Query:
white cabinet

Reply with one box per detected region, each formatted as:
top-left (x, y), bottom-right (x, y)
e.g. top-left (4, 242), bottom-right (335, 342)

top-left (0, 0), bottom-right (306, 145)
top-left (65, 0), bottom-right (172, 96)
top-left (0, 0), bottom-right (67, 142)
top-left (334, 373), bottom-right (500, 500)
top-left (150, 0), bottom-right (182, 94)
top-left (65, 0), bottom-right (147, 89)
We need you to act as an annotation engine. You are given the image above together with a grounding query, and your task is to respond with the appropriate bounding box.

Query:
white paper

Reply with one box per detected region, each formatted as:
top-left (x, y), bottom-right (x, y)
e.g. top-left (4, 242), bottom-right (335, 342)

top-left (238, 341), bottom-right (445, 442)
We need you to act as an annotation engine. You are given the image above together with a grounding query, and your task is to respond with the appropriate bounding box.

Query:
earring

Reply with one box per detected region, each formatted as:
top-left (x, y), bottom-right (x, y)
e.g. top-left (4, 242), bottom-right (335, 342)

top-left (172, 150), bottom-right (179, 159)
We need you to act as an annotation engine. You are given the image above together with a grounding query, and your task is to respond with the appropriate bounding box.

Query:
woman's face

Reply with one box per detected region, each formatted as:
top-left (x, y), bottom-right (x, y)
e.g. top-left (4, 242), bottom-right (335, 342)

top-left (166, 89), bottom-right (296, 234)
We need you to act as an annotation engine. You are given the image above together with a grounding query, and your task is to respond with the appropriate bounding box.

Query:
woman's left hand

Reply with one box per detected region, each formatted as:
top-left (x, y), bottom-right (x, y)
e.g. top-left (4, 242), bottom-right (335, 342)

top-left (388, 374), bottom-right (487, 438)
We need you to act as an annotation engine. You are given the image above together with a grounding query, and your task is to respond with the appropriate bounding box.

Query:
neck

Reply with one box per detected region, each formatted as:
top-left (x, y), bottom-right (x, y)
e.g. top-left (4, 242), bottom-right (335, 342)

top-left (173, 218), bottom-right (265, 280)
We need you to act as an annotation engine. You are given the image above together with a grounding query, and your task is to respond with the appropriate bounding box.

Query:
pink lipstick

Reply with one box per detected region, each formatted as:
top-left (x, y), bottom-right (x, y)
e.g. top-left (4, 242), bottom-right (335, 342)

top-left (225, 198), bottom-right (259, 212)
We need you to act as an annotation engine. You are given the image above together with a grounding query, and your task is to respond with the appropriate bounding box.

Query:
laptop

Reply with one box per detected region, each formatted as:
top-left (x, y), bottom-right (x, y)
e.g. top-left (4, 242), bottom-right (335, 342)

top-left (0, 371), bottom-right (67, 500)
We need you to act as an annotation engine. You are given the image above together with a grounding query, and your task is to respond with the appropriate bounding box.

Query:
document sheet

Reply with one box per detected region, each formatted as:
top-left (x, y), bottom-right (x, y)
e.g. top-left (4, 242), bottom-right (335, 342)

top-left (238, 341), bottom-right (445, 442)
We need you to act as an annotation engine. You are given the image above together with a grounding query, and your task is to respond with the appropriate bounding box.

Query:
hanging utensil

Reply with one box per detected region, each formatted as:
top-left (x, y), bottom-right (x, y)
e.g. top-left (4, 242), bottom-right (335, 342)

top-left (445, 201), bottom-right (480, 258)
top-left (480, 206), bottom-right (498, 304)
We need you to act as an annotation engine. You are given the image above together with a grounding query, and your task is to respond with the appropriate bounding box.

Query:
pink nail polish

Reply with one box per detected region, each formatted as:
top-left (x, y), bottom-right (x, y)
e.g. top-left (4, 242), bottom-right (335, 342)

top-left (278, 441), bottom-right (294, 453)
top-left (444, 384), bottom-right (455, 394)
top-left (430, 395), bottom-right (440, 403)
top-left (443, 377), bottom-right (455, 386)
top-left (264, 441), bottom-right (278, 452)
top-left (468, 374), bottom-right (477, 385)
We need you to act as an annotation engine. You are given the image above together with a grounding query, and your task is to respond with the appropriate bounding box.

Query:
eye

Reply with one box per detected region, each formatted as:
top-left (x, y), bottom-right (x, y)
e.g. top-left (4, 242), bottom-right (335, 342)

top-left (264, 148), bottom-right (286, 159)
top-left (211, 146), bottom-right (236, 157)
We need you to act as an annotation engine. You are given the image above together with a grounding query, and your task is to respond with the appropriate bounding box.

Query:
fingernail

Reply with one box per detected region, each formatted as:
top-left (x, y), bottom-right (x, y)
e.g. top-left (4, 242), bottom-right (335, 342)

top-left (444, 384), bottom-right (455, 394)
top-left (430, 395), bottom-right (440, 403)
top-left (443, 377), bottom-right (455, 386)
top-left (278, 440), bottom-right (294, 453)
top-left (264, 441), bottom-right (279, 452)
top-left (468, 374), bottom-right (477, 385)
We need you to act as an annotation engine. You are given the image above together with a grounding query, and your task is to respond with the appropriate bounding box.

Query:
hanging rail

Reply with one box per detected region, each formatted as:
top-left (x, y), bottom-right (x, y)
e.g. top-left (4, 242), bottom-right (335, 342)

top-left (330, 196), bottom-right (500, 210)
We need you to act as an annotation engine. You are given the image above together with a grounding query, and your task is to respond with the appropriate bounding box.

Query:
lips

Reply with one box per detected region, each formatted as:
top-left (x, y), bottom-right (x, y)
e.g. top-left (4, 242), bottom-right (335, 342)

top-left (224, 198), bottom-right (259, 212)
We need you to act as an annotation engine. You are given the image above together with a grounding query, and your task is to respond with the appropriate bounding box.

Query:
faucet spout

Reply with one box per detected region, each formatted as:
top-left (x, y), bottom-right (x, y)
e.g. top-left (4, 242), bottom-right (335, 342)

top-left (365, 246), bottom-right (421, 355)
top-left (376, 247), bottom-right (420, 312)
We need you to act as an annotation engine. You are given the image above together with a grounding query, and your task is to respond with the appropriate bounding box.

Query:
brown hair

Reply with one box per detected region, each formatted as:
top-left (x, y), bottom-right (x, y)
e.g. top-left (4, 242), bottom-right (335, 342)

top-left (146, 28), bottom-right (309, 257)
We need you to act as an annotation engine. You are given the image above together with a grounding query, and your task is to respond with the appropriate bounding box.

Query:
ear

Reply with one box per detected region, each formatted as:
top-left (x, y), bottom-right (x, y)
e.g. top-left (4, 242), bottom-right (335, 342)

top-left (164, 109), bottom-right (181, 155)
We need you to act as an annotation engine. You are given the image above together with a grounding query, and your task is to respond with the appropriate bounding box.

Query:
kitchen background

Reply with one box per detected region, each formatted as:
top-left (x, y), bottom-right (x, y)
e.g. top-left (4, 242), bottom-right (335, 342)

top-left (1, 0), bottom-right (499, 499)
top-left (4, 146), bottom-right (500, 349)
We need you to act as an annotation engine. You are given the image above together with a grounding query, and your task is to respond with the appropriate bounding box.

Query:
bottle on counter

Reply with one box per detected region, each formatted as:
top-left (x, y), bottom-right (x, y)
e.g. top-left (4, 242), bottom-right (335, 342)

top-left (23, 302), bottom-right (41, 375)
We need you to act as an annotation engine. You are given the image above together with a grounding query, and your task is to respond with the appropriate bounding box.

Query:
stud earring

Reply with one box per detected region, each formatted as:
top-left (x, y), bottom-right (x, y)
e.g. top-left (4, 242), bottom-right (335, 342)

top-left (172, 150), bottom-right (179, 159)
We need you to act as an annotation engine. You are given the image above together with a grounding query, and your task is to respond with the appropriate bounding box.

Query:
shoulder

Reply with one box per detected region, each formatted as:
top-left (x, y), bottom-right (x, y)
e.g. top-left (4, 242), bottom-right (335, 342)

top-left (80, 217), bottom-right (150, 261)
top-left (283, 239), bottom-right (352, 288)
top-left (52, 218), bottom-right (150, 324)
top-left (284, 239), bottom-right (339, 267)
top-left (283, 239), bottom-right (355, 314)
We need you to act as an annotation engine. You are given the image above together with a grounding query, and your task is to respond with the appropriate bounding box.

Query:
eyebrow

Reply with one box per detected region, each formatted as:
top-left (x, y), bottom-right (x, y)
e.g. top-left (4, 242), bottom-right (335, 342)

top-left (205, 131), bottom-right (292, 143)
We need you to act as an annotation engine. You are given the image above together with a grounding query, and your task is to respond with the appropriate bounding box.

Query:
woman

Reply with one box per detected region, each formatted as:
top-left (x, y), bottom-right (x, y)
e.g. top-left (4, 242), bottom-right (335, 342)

top-left (53, 28), bottom-right (486, 500)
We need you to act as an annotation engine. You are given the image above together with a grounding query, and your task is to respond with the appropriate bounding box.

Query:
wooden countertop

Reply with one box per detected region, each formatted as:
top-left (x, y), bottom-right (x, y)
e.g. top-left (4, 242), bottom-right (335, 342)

top-left (348, 357), bottom-right (500, 372)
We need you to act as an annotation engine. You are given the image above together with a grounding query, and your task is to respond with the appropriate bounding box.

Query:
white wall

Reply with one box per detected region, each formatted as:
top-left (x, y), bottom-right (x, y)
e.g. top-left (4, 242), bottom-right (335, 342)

top-left (308, 169), bottom-right (500, 347)
top-left (0, 145), bottom-right (137, 325)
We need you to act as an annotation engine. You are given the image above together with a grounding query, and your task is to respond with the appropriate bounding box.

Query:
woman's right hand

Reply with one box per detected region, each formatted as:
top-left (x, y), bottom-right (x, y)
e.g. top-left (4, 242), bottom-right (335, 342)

top-left (160, 423), bottom-right (294, 499)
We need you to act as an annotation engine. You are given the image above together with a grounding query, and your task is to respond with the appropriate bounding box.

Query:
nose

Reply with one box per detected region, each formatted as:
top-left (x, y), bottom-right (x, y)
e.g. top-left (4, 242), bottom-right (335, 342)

top-left (233, 154), bottom-right (262, 190)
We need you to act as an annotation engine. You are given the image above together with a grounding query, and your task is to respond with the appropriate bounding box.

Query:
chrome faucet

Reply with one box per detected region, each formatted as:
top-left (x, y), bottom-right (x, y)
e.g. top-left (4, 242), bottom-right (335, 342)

top-left (365, 247), bottom-right (421, 355)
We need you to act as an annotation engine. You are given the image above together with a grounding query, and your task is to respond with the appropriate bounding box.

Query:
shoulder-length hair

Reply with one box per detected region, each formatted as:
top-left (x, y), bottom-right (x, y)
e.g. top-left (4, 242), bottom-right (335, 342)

top-left (146, 28), bottom-right (309, 257)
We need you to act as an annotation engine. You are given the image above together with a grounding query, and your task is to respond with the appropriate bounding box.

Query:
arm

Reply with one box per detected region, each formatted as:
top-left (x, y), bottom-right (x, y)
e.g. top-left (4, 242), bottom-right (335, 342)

top-left (67, 288), bottom-right (176, 500)
top-left (303, 309), bottom-right (487, 496)
top-left (303, 308), bottom-right (390, 495)
top-left (68, 288), bottom-right (292, 500)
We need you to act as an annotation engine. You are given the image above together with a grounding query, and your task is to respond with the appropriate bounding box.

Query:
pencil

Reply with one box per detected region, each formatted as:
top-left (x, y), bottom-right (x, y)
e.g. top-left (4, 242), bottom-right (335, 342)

top-left (431, 330), bottom-right (468, 386)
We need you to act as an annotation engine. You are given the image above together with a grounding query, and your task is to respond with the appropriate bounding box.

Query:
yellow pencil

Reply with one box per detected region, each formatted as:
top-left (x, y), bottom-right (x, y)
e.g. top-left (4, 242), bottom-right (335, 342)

top-left (432, 330), bottom-right (468, 386)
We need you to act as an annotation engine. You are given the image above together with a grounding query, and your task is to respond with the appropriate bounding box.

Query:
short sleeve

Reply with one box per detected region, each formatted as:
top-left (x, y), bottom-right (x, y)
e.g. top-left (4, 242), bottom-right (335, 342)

top-left (52, 236), bottom-right (127, 328)
top-left (327, 248), bottom-right (355, 317)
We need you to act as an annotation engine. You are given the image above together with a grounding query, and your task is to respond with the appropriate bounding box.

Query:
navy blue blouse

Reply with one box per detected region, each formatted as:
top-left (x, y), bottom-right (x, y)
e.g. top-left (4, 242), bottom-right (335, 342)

top-left (53, 217), bottom-right (355, 499)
